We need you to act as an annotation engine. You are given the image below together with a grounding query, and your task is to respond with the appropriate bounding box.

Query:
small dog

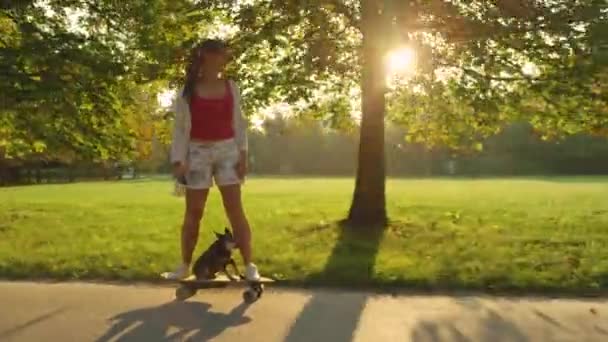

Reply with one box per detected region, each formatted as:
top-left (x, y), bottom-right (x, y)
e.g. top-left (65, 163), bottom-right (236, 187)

top-left (192, 227), bottom-right (242, 281)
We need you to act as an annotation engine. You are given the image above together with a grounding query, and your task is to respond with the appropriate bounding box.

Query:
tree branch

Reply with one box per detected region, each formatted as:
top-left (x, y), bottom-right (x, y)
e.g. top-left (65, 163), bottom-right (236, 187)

top-left (325, 0), bottom-right (360, 31)
top-left (83, 0), bottom-right (122, 34)
top-left (438, 62), bottom-right (536, 82)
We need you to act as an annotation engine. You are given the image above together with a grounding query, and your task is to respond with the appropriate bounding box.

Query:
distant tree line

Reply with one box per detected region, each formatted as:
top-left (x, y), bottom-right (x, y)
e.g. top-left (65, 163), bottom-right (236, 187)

top-left (247, 118), bottom-right (608, 177)
top-left (2, 117), bottom-right (607, 186)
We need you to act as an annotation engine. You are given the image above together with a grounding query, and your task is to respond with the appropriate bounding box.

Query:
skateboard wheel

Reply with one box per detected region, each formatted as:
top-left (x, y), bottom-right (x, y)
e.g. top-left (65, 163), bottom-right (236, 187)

top-left (175, 286), bottom-right (196, 301)
top-left (243, 288), bottom-right (258, 303)
top-left (256, 285), bottom-right (264, 298)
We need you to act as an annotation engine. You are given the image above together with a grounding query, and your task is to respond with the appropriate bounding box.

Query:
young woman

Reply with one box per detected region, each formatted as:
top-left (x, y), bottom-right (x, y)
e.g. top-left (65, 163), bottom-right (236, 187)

top-left (162, 39), bottom-right (259, 281)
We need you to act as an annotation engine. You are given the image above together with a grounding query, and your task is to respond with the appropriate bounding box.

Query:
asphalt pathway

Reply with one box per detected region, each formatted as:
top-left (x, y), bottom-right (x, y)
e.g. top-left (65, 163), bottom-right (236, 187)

top-left (0, 281), bottom-right (607, 341)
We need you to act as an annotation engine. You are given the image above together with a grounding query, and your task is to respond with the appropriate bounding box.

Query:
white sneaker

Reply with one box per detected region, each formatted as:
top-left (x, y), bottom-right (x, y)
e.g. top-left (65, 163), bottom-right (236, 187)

top-left (245, 263), bottom-right (260, 282)
top-left (161, 263), bottom-right (191, 280)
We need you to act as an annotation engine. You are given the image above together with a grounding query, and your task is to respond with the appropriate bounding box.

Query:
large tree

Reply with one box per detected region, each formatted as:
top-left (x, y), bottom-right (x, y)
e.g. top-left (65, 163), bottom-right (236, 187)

top-left (197, 0), bottom-right (607, 227)
top-left (3, 1), bottom-right (606, 227)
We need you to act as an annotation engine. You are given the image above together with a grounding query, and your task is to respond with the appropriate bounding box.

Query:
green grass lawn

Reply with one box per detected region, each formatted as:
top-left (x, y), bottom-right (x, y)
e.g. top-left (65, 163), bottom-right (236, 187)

top-left (1, 176), bottom-right (608, 294)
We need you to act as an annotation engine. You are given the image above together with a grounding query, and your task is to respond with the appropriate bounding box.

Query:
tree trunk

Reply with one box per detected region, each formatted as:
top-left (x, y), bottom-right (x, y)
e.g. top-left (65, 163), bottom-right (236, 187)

top-left (35, 164), bottom-right (41, 184)
top-left (347, 0), bottom-right (388, 227)
top-left (67, 167), bottom-right (73, 182)
top-left (26, 167), bottom-right (32, 184)
top-left (0, 162), bottom-right (5, 186)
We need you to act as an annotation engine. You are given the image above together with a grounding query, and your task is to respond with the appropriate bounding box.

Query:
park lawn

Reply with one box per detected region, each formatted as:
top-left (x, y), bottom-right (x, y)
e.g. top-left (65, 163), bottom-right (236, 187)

top-left (1, 176), bottom-right (608, 294)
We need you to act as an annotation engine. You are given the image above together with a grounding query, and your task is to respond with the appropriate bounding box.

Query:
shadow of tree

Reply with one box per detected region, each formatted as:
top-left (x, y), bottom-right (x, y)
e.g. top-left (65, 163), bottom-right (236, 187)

top-left (411, 306), bottom-right (530, 342)
top-left (0, 307), bottom-right (68, 340)
top-left (284, 222), bottom-right (386, 342)
top-left (96, 300), bottom-right (251, 342)
top-left (409, 296), bottom-right (605, 342)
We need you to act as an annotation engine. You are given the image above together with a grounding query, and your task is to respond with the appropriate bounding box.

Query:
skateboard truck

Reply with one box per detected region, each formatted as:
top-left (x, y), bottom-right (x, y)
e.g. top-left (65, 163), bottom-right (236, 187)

top-left (172, 275), bottom-right (273, 303)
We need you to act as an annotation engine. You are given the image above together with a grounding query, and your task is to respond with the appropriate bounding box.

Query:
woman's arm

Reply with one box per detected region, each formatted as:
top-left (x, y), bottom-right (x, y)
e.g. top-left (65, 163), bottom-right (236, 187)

top-left (170, 92), bottom-right (189, 165)
top-left (230, 80), bottom-right (248, 152)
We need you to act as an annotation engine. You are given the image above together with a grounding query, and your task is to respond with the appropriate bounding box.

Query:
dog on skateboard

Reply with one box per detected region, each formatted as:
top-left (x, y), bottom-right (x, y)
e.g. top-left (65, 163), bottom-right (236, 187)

top-left (192, 227), bottom-right (243, 281)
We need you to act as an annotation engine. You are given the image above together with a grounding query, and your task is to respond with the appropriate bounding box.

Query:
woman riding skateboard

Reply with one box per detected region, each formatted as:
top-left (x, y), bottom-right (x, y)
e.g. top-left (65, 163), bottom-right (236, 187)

top-left (162, 39), bottom-right (260, 282)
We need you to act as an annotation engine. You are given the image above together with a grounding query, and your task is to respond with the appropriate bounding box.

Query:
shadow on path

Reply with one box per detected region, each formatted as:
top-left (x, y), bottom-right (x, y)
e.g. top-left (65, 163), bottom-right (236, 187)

top-left (410, 297), bottom-right (591, 342)
top-left (284, 222), bottom-right (386, 342)
top-left (0, 307), bottom-right (68, 340)
top-left (96, 300), bottom-right (251, 342)
top-left (411, 307), bottom-right (529, 342)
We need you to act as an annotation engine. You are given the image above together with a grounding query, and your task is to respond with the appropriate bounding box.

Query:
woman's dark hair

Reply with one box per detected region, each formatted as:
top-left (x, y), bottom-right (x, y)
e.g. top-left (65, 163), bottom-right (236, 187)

top-left (182, 39), bottom-right (228, 99)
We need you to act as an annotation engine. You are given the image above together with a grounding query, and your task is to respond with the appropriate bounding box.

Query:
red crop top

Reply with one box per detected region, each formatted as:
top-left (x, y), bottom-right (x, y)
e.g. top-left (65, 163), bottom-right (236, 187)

top-left (189, 80), bottom-right (234, 141)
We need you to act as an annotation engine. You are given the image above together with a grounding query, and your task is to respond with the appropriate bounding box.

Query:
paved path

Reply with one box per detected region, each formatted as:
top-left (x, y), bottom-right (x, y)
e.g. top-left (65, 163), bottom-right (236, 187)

top-left (0, 281), bottom-right (607, 341)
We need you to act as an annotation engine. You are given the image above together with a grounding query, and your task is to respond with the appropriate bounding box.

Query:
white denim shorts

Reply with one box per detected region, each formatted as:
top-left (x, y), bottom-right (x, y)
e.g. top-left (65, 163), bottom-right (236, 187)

top-left (185, 139), bottom-right (241, 190)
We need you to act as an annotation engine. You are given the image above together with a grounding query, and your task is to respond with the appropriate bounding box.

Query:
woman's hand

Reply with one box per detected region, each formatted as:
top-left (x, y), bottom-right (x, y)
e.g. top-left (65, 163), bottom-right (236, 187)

top-left (172, 161), bottom-right (188, 178)
top-left (236, 151), bottom-right (247, 180)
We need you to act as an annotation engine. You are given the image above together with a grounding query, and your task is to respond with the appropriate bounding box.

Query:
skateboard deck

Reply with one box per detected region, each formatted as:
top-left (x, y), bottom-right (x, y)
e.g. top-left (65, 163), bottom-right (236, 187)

top-left (178, 274), bottom-right (274, 288)
top-left (163, 273), bottom-right (275, 302)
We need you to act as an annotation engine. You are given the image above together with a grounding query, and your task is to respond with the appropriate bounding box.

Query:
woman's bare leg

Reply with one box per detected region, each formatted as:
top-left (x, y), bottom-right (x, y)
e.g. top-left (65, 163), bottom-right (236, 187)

top-left (218, 184), bottom-right (252, 264)
top-left (182, 188), bottom-right (209, 265)
top-left (162, 187), bottom-right (209, 280)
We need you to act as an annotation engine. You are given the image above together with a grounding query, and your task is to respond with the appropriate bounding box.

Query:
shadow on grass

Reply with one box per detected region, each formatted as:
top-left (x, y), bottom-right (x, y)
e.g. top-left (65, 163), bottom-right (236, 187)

top-left (283, 221), bottom-right (386, 342)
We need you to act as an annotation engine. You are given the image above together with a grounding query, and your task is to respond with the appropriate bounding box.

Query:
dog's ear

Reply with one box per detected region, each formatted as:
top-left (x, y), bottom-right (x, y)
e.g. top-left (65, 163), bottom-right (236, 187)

top-left (224, 227), bottom-right (231, 236)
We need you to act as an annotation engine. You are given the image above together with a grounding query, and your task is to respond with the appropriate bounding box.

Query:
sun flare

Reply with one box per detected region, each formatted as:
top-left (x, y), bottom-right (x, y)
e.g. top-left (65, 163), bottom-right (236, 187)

top-left (386, 46), bottom-right (416, 76)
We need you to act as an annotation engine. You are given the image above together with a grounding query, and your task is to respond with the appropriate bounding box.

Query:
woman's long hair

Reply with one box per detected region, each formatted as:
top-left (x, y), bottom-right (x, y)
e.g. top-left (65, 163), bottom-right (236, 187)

top-left (182, 39), bottom-right (228, 99)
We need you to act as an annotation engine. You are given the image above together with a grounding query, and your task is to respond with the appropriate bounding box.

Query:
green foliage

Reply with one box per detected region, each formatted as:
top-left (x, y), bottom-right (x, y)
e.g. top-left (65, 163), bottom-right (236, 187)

top-left (393, 0), bottom-right (608, 144)
top-left (2, 0), bottom-right (606, 176)
top-left (0, 1), bottom-right (179, 164)
top-left (203, 0), bottom-right (607, 145)
top-left (224, 1), bottom-right (360, 113)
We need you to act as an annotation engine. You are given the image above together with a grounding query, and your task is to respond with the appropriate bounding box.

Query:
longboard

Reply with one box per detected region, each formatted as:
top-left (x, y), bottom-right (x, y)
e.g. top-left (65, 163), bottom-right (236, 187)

top-left (164, 274), bottom-right (275, 303)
